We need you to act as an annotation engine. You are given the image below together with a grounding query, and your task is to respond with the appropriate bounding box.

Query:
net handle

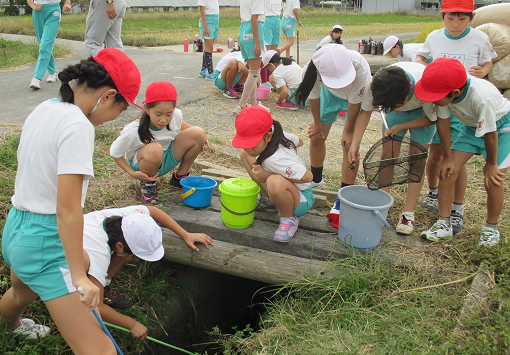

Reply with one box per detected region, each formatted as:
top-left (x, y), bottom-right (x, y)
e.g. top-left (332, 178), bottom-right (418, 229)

top-left (380, 110), bottom-right (389, 130)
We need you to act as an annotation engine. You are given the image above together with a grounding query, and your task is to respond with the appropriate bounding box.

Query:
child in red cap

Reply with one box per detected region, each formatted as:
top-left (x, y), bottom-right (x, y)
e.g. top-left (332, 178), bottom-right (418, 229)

top-left (1, 48), bottom-right (141, 353)
top-left (110, 81), bottom-right (209, 204)
top-left (232, 105), bottom-right (315, 242)
top-left (415, 57), bottom-right (510, 246)
top-left (415, 0), bottom-right (496, 234)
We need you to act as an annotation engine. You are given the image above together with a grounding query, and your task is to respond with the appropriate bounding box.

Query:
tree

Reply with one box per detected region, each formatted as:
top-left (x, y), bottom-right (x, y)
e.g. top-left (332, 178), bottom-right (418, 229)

top-left (4, 0), bottom-right (20, 16)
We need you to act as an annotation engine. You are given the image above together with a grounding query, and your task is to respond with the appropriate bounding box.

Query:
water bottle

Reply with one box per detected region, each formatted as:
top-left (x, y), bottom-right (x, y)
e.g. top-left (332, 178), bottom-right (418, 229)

top-left (358, 40), bottom-right (363, 53)
top-left (501, 123), bottom-right (510, 133)
top-left (195, 33), bottom-right (199, 41)
top-left (183, 39), bottom-right (189, 52)
top-left (234, 40), bottom-right (239, 50)
top-left (228, 36), bottom-right (233, 49)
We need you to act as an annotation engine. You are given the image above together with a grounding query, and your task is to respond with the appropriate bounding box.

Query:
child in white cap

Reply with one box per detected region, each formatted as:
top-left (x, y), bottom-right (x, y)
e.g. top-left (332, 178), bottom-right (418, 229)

top-left (316, 24), bottom-right (343, 50)
top-left (212, 49), bottom-right (248, 99)
top-left (382, 35), bottom-right (423, 62)
top-left (82, 205), bottom-right (213, 339)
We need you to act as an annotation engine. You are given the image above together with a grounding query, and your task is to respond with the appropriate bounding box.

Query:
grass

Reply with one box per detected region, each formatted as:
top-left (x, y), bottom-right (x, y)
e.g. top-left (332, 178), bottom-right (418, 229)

top-left (0, 38), bottom-right (71, 70)
top-left (0, 8), bottom-right (442, 47)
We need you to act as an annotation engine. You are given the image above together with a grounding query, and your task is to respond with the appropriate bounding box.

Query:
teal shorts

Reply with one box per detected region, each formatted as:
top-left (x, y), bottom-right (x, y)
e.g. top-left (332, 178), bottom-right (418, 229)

top-left (320, 87), bottom-right (349, 124)
top-left (383, 108), bottom-right (435, 145)
top-left (264, 15), bottom-right (281, 46)
top-left (452, 113), bottom-right (510, 169)
top-left (431, 114), bottom-right (465, 144)
top-left (286, 87), bottom-right (308, 106)
top-left (239, 21), bottom-right (265, 60)
top-left (293, 186), bottom-right (315, 218)
top-left (128, 141), bottom-right (181, 176)
top-left (2, 208), bottom-right (75, 301)
top-left (213, 69), bottom-right (241, 91)
top-left (281, 16), bottom-right (296, 37)
top-left (199, 14), bottom-right (219, 40)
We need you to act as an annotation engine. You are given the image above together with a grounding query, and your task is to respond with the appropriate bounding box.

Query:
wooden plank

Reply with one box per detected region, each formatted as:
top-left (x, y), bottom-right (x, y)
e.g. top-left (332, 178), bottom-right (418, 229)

top-left (162, 230), bottom-right (332, 284)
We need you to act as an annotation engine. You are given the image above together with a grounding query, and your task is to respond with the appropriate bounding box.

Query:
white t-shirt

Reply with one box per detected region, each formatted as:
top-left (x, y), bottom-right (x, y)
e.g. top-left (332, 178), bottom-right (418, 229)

top-left (214, 51), bottom-right (244, 73)
top-left (364, 62), bottom-right (437, 121)
top-left (273, 62), bottom-right (302, 90)
top-left (282, 0), bottom-right (299, 18)
top-left (197, 0), bottom-right (219, 15)
top-left (435, 77), bottom-right (510, 137)
top-left (265, 0), bottom-right (282, 16)
top-left (84, 205), bottom-right (150, 286)
top-left (317, 35), bottom-right (334, 49)
top-left (240, 0), bottom-right (265, 23)
top-left (308, 47), bottom-right (373, 111)
top-left (110, 109), bottom-right (184, 161)
top-left (12, 99), bottom-right (95, 214)
top-left (415, 27), bottom-right (496, 70)
top-left (398, 43), bottom-right (422, 62)
top-left (260, 132), bottom-right (310, 190)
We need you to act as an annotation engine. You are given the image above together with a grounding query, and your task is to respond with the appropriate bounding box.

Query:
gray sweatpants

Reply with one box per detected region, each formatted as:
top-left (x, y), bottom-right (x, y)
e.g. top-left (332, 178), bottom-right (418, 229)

top-left (84, 0), bottom-right (126, 57)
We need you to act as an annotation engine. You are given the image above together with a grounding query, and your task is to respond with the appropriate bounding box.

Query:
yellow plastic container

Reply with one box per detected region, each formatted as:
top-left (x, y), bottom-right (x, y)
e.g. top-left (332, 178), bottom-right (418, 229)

top-left (218, 178), bottom-right (260, 229)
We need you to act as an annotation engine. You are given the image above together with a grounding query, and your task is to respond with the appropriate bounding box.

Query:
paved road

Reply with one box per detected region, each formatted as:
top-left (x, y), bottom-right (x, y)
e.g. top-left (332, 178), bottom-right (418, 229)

top-left (0, 32), bottom-right (417, 125)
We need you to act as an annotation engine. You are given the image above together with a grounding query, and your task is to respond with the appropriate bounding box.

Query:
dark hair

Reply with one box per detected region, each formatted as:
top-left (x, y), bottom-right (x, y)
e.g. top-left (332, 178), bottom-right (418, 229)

top-left (331, 29), bottom-right (343, 44)
top-left (268, 53), bottom-right (293, 66)
top-left (371, 66), bottom-right (410, 113)
top-left (395, 39), bottom-right (403, 49)
top-left (138, 101), bottom-right (176, 144)
top-left (256, 119), bottom-right (296, 165)
top-left (446, 83), bottom-right (467, 97)
top-left (104, 216), bottom-right (133, 255)
top-left (441, 11), bottom-right (474, 20)
top-left (292, 60), bottom-right (318, 106)
top-left (58, 57), bottom-right (126, 105)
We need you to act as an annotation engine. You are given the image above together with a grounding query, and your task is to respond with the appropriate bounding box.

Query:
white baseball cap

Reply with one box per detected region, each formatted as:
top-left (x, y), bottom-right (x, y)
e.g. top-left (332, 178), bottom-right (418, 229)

top-left (121, 213), bottom-right (164, 262)
top-left (311, 44), bottom-right (355, 89)
top-left (332, 24), bottom-right (343, 31)
top-left (383, 35), bottom-right (399, 55)
top-left (262, 50), bottom-right (278, 67)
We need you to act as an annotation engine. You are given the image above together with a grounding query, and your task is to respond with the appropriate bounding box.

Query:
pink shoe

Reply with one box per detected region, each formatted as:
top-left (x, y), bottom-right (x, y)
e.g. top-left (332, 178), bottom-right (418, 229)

top-left (339, 110), bottom-right (346, 117)
top-left (275, 101), bottom-right (298, 110)
top-left (273, 217), bottom-right (299, 242)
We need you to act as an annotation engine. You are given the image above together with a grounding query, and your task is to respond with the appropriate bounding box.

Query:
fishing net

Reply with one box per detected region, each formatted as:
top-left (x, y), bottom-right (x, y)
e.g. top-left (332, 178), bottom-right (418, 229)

top-left (363, 135), bottom-right (428, 191)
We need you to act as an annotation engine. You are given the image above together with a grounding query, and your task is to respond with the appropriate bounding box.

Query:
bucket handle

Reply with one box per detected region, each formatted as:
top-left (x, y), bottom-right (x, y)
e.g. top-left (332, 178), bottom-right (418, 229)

top-left (372, 210), bottom-right (391, 228)
top-left (181, 188), bottom-right (195, 200)
top-left (219, 197), bottom-right (261, 216)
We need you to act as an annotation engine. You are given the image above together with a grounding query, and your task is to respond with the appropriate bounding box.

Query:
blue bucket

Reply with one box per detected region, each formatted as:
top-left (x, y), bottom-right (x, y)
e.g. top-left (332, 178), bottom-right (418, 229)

top-left (337, 185), bottom-right (394, 250)
top-left (180, 176), bottom-right (217, 208)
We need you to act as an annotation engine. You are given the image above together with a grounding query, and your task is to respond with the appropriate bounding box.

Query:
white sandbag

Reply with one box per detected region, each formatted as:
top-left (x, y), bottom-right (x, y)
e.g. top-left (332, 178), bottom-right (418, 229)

top-left (476, 23), bottom-right (510, 62)
top-left (503, 88), bottom-right (510, 100)
top-left (488, 53), bottom-right (510, 89)
top-left (471, 3), bottom-right (510, 28)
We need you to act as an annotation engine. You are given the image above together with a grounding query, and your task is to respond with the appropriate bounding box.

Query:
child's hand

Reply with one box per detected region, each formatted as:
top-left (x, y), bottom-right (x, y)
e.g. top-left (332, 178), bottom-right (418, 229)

top-left (252, 165), bottom-right (271, 183)
top-left (183, 232), bottom-right (214, 251)
top-left (308, 121), bottom-right (325, 138)
top-left (438, 157), bottom-right (455, 180)
top-left (468, 65), bottom-right (485, 78)
top-left (341, 129), bottom-right (354, 150)
top-left (483, 163), bottom-right (505, 189)
top-left (202, 139), bottom-right (210, 152)
top-left (130, 321), bottom-right (148, 340)
top-left (132, 171), bottom-right (159, 182)
top-left (384, 125), bottom-right (401, 137)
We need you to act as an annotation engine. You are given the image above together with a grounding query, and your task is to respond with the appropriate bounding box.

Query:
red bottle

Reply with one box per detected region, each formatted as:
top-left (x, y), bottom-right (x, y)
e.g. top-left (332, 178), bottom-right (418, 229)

top-left (183, 39), bottom-right (189, 52)
top-left (228, 36), bottom-right (233, 49)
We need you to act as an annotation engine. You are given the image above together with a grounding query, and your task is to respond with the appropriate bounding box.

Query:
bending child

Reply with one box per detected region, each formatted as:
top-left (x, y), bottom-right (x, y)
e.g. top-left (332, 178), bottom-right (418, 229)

top-left (213, 49), bottom-right (248, 99)
top-left (382, 35), bottom-right (423, 62)
top-left (316, 25), bottom-right (343, 50)
top-left (83, 205), bottom-right (213, 339)
top-left (232, 105), bottom-right (315, 242)
top-left (110, 81), bottom-right (208, 204)
top-left (415, 57), bottom-right (509, 246)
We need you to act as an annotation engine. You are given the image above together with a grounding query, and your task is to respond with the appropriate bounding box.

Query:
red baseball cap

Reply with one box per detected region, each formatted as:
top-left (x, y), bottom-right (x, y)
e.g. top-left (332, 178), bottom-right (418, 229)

top-left (414, 57), bottom-right (467, 102)
top-left (232, 105), bottom-right (273, 149)
top-left (143, 81), bottom-right (177, 104)
top-left (441, 0), bottom-right (474, 13)
top-left (93, 48), bottom-right (142, 110)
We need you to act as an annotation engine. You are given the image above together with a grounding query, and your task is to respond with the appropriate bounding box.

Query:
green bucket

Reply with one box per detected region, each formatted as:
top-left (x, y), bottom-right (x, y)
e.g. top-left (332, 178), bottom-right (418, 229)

top-left (218, 178), bottom-right (260, 229)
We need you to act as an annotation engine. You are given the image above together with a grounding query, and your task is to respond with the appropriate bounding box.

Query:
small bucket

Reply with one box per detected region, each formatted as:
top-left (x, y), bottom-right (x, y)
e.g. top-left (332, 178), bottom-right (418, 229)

top-left (218, 178), bottom-right (260, 229)
top-left (180, 176), bottom-right (217, 208)
top-left (256, 86), bottom-right (271, 101)
top-left (337, 185), bottom-right (394, 250)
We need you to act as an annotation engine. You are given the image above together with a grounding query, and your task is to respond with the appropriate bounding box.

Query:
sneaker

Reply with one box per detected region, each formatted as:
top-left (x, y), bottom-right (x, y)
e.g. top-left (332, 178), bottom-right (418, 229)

top-left (47, 73), bottom-right (58, 83)
top-left (169, 172), bottom-right (190, 187)
top-left (478, 227), bottom-right (500, 246)
top-left (234, 84), bottom-right (244, 93)
top-left (255, 101), bottom-right (271, 112)
top-left (275, 101), bottom-right (298, 110)
top-left (205, 72), bottom-right (214, 80)
top-left (30, 78), bottom-right (41, 90)
top-left (396, 211), bottom-right (415, 235)
top-left (140, 181), bottom-right (159, 204)
top-left (223, 87), bottom-right (239, 99)
top-left (199, 69), bottom-right (207, 77)
top-left (338, 110), bottom-right (346, 117)
top-left (326, 198), bottom-right (340, 222)
top-left (420, 220), bottom-right (453, 241)
top-left (310, 179), bottom-right (325, 189)
top-left (234, 104), bottom-right (245, 115)
top-left (12, 318), bottom-right (50, 340)
top-left (450, 210), bottom-right (464, 235)
top-left (103, 285), bottom-right (133, 310)
top-left (256, 194), bottom-right (278, 213)
top-left (273, 217), bottom-right (299, 243)
top-left (420, 192), bottom-right (438, 212)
